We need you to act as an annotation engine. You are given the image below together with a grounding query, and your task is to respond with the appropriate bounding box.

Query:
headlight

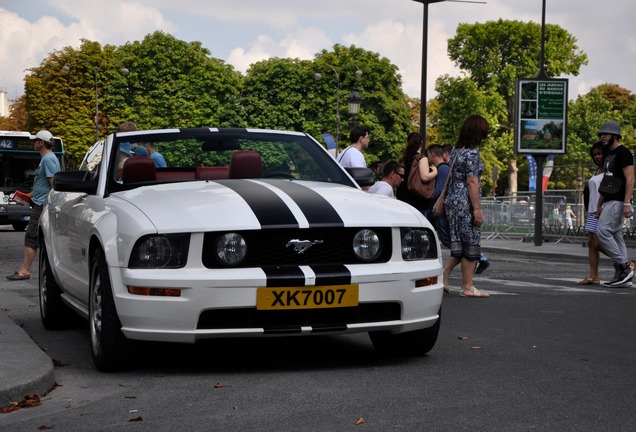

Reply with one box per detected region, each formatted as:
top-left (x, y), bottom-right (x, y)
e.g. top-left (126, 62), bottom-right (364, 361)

top-left (215, 232), bottom-right (247, 266)
top-left (352, 229), bottom-right (381, 261)
top-left (401, 228), bottom-right (433, 260)
top-left (129, 234), bottom-right (190, 268)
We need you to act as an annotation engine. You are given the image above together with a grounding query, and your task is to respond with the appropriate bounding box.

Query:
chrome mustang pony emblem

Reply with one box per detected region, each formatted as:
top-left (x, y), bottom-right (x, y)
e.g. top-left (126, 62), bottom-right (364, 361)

top-left (286, 239), bottom-right (324, 254)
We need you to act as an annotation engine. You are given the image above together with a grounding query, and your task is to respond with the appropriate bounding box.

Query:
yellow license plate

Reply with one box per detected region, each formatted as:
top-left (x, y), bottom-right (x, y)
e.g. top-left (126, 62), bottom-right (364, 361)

top-left (256, 284), bottom-right (359, 310)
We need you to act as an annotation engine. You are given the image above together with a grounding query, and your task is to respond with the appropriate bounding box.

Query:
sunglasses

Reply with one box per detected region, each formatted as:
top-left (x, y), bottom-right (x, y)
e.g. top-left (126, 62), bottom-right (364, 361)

top-left (394, 171), bottom-right (404, 178)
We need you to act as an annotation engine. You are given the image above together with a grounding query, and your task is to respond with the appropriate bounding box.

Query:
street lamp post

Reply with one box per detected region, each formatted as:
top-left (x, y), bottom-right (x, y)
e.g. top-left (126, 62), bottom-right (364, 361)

top-left (62, 61), bottom-right (129, 142)
top-left (411, 0), bottom-right (445, 143)
top-left (315, 66), bottom-right (362, 150)
top-left (411, 0), bottom-right (484, 144)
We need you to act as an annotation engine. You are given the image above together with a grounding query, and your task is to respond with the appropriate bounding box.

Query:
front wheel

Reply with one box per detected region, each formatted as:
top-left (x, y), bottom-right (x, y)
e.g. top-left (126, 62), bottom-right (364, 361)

top-left (89, 248), bottom-right (128, 372)
top-left (369, 308), bottom-right (441, 356)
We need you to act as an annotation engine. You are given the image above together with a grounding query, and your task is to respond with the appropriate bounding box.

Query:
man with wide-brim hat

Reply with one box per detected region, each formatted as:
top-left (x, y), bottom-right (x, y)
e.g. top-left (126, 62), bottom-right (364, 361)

top-left (596, 121), bottom-right (635, 287)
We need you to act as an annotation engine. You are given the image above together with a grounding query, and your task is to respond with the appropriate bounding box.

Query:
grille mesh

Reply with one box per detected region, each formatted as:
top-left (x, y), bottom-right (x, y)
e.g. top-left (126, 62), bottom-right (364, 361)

top-left (202, 227), bottom-right (392, 268)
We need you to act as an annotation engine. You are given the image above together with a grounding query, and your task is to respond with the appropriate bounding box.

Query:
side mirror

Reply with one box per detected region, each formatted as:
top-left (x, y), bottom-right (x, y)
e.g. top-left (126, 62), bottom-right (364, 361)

top-left (54, 171), bottom-right (98, 194)
top-left (344, 167), bottom-right (375, 188)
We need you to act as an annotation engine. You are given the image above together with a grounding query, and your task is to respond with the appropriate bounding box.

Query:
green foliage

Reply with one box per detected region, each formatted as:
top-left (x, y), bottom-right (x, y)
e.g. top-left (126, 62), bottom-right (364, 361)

top-left (448, 20), bottom-right (587, 119)
top-left (0, 95), bottom-right (27, 131)
top-left (25, 32), bottom-right (244, 166)
top-left (314, 45), bottom-right (411, 167)
top-left (242, 57), bottom-right (317, 131)
top-left (439, 19), bottom-right (588, 194)
top-left (24, 35), bottom-right (409, 170)
top-left (242, 44), bottom-right (411, 170)
top-left (552, 87), bottom-right (630, 190)
top-left (115, 31), bottom-right (243, 129)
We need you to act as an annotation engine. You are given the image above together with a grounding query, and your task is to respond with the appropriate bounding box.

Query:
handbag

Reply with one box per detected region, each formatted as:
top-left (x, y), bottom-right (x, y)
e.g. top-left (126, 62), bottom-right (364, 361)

top-left (598, 173), bottom-right (624, 195)
top-left (407, 155), bottom-right (435, 200)
top-left (431, 187), bottom-right (447, 216)
top-left (432, 152), bottom-right (458, 216)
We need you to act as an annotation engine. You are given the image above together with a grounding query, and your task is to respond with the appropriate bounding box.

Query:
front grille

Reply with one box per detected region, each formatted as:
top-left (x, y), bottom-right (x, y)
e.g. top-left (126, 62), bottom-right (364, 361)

top-left (196, 302), bottom-right (401, 331)
top-left (202, 227), bottom-right (392, 268)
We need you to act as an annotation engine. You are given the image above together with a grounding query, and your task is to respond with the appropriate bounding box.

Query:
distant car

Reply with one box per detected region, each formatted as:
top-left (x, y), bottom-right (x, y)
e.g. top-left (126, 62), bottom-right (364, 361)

top-left (39, 128), bottom-right (443, 371)
top-left (0, 191), bottom-right (30, 231)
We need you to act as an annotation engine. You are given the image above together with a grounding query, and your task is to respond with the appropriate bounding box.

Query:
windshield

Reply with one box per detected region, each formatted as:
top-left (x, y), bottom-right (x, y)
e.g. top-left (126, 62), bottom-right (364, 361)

top-left (109, 129), bottom-right (355, 189)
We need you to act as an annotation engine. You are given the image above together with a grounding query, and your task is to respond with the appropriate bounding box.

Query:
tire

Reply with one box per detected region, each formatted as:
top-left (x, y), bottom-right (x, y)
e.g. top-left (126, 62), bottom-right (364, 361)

top-left (89, 248), bottom-right (129, 372)
top-left (369, 308), bottom-right (441, 356)
top-left (12, 222), bottom-right (27, 231)
top-left (39, 243), bottom-right (74, 329)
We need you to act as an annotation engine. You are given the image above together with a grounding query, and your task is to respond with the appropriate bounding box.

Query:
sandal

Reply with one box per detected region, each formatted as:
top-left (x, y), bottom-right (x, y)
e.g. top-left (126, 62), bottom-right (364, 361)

top-left (6, 272), bottom-right (30, 281)
top-left (576, 276), bottom-right (600, 285)
top-left (460, 286), bottom-right (489, 298)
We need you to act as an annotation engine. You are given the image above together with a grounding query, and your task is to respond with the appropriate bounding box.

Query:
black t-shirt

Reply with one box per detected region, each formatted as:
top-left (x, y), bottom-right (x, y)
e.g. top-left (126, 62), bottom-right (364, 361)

top-left (601, 144), bottom-right (634, 202)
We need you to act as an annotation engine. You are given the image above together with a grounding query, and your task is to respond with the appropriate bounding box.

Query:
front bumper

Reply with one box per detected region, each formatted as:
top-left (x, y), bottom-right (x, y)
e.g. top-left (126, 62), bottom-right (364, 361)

top-left (111, 263), bottom-right (443, 343)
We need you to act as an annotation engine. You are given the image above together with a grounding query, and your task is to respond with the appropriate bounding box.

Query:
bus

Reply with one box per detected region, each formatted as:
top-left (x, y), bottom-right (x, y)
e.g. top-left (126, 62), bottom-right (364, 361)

top-left (0, 131), bottom-right (66, 231)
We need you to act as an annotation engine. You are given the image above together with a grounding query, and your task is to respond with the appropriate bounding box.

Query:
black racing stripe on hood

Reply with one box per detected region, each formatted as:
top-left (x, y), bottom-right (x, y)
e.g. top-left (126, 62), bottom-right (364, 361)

top-left (261, 180), bottom-right (344, 227)
top-left (310, 264), bottom-right (352, 286)
top-left (263, 266), bottom-right (305, 287)
top-left (263, 265), bottom-right (352, 287)
top-left (220, 180), bottom-right (298, 228)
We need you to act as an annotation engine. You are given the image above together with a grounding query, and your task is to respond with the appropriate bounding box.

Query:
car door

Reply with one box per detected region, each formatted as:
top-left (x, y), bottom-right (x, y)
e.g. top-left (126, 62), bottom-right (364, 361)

top-left (48, 141), bottom-right (105, 306)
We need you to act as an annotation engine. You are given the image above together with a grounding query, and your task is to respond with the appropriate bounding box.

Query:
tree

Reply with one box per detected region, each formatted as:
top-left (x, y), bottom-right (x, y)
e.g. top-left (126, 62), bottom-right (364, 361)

top-left (242, 44), bottom-right (411, 170)
top-left (596, 83), bottom-right (636, 114)
top-left (24, 41), bottom-right (110, 164)
top-left (24, 32), bottom-right (244, 165)
top-left (312, 45), bottom-right (411, 168)
top-left (0, 95), bottom-right (28, 131)
top-left (434, 75), bottom-right (507, 195)
top-left (444, 19), bottom-right (588, 194)
top-left (241, 57), bottom-right (318, 132)
top-left (115, 31), bottom-right (243, 130)
top-left (553, 87), bottom-right (636, 190)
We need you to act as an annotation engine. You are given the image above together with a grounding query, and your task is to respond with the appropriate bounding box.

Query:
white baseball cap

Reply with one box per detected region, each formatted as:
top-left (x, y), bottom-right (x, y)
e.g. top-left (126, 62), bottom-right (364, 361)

top-left (29, 130), bottom-right (53, 143)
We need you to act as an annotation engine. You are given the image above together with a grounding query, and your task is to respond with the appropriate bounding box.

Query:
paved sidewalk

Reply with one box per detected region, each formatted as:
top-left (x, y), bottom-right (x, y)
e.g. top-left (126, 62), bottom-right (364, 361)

top-left (0, 297), bottom-right (54, 408)
top-left (0, 235), bottom-right (629, 408)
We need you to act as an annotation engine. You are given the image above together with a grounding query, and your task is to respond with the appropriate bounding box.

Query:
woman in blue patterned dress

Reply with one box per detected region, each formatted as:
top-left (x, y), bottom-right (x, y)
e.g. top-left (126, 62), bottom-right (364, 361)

top-left (443, 115), bottom-right (489, 298)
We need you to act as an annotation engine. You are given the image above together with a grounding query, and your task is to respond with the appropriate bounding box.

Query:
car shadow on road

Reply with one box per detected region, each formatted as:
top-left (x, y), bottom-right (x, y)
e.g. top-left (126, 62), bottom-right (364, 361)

top-left (129, 335), bottom-right (428, 374)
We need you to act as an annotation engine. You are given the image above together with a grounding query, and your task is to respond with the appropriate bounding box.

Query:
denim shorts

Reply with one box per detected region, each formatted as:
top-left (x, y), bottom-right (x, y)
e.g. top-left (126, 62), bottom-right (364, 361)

top-left (24, 204), bottom-right (43, 249)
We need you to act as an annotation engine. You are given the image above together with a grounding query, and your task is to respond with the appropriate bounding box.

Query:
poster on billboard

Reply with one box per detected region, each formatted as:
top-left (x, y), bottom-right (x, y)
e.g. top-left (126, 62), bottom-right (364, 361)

top-left (515, 78), bottom-right (568, 155)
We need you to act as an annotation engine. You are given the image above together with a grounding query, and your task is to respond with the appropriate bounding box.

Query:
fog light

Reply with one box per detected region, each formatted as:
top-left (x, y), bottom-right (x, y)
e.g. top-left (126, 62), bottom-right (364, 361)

top-left (128, 286), bottom-right (182, 297)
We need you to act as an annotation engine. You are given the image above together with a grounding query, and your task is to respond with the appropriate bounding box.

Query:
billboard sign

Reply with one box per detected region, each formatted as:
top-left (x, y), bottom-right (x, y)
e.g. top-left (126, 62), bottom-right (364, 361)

top-left (515, 78), bottom-right (568, 154)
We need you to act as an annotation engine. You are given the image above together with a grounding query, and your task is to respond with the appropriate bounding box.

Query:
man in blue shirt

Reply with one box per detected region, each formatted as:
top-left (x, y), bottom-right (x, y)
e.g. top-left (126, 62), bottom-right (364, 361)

top-left (144, 142), bottom-right (167, 168)
top-left (7, 130), bottom-right (61, 281)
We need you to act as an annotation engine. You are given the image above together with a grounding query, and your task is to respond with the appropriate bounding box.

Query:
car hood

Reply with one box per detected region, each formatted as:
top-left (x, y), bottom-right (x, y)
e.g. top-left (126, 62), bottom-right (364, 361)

top-left (114, 179), bottom-right (427, 232)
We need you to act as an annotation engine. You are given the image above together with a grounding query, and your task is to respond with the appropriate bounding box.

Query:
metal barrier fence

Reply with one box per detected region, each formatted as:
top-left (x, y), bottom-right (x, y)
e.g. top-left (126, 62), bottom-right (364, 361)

top-left (481, 191), bottom-right (636, 241)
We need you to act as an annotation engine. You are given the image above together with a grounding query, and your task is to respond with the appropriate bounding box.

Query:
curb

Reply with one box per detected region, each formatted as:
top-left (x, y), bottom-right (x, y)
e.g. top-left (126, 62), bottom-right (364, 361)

top-left (0, 309), bottom-right (55, 408)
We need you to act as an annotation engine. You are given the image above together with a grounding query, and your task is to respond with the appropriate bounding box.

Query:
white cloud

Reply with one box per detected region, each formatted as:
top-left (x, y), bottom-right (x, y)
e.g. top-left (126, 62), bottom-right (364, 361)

top-left (342, 18), bottom-right (459, 99)
top-left (228, 27), bottom-right (331, 73)
top-left (1, 0), bottom-right (635, 105)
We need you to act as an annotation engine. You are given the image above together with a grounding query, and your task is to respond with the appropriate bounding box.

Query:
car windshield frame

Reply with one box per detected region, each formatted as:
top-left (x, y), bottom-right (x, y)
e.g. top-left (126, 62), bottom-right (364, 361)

top-left (106, 129), bottom-right (356, 192)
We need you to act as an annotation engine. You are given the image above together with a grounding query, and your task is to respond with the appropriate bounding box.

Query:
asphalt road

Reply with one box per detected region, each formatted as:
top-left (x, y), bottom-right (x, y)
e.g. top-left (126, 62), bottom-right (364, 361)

top-left (1, 226), bottom-right (635, 431)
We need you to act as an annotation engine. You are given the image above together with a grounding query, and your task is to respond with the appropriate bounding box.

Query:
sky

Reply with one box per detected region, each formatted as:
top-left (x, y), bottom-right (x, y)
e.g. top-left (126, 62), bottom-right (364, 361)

top-left (1, 0), bottom-right (635, 104)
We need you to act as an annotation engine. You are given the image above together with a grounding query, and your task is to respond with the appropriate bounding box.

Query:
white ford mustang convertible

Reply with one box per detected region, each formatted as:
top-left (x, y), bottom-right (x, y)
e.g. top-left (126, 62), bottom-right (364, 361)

top-left (39, 128), bottom-right (443, 371)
